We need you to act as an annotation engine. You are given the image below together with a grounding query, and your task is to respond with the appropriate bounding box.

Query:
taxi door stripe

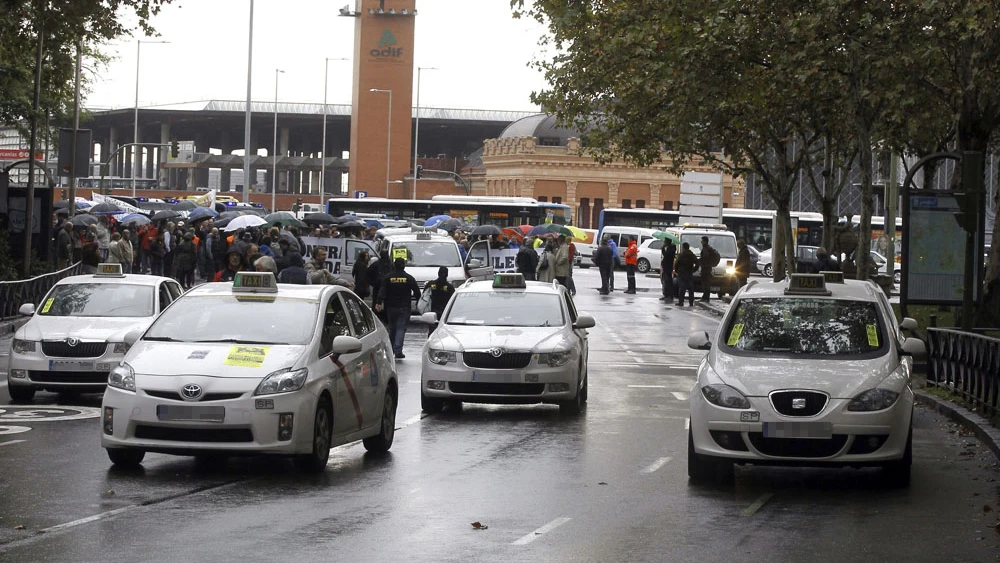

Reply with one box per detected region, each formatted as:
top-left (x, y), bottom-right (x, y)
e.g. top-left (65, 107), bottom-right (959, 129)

top-left (332, 357), bottom-right (364, 430)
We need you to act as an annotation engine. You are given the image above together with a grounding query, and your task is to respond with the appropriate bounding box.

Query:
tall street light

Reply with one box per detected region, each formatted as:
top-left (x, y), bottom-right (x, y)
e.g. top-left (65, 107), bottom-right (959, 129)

top-left (321, 57), bottom-right (349, 205)
top-left (412, 66), bottom-right (437, 199)
top-left (242, 0), bottom-right (254, 202)
top-left (272, 68), bottom-right (285, 212)
top-left (133, 39), bottom-right (169, 197)
top-left (370, 88), bottom-right (392, 198)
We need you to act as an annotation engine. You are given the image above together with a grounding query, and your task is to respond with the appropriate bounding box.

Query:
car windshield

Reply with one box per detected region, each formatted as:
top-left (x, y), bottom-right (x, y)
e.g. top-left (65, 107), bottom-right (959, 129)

top-left (445, 292), bottom-right (565, 327)
top-left (722, 297), bottom-right (886, 356)
top-left (38, 283), bottom-right (155, 318)
top-left (683, 234), bottom-right (738, 257)
top-left (144, 295), bottom-right (318, 344)
top-left (394, 242), bottom-right (462, 267)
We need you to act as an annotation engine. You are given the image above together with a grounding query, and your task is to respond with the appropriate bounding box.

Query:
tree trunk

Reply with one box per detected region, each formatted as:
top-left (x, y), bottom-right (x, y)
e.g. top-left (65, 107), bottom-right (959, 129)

top-left (821, 198), bottom-right (837, 251)
top-left (854, 141), bottom-right (874, 281)
top-left (775, 199), bottom-right (795, 280)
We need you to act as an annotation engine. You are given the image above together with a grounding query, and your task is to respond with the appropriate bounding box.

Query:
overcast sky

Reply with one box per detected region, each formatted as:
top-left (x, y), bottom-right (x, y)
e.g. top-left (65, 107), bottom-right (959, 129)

top-left (85, 0), bottom-right (551, 113)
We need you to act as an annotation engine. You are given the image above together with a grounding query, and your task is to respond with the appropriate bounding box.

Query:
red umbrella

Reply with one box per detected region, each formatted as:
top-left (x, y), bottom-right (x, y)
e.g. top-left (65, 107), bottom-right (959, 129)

top-left (516, 224), bottom-right (534, 235)
top-left (502, 227), bottom-right (524, 242)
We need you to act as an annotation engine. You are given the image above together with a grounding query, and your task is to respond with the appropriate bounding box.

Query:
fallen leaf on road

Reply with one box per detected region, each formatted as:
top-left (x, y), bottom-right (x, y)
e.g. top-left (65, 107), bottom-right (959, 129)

top-left (104, 489), bottom-right (115, 496)
top-left (471, 521), bottom-right (488, 530)
top-left (14, 525), bottom-right (25, 530)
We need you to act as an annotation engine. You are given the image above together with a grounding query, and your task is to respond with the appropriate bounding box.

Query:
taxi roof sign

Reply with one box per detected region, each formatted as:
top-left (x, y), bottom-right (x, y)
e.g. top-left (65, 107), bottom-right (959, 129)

top-left (820, 271), bottom-right (845, 284)
top-left (95, 263), bottom-right (125, 277)
top-left (784, 273), bottom-right (832, 296)
top-left (233, 271), bottom-right (278, 293)
top-left (493, 273), bottom-right (527, 289)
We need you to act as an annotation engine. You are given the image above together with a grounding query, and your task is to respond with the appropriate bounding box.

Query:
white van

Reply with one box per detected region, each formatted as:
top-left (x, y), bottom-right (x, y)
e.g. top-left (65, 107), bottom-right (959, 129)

top-left (597, 226), bottom-right (661, 267)
top-left (663, 224), bottom-right (739, 296)
top-left (373, 227), bottom-right (468, 312)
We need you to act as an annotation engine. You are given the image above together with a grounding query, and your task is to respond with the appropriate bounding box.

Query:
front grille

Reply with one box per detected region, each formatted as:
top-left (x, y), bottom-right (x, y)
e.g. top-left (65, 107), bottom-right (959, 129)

top-left (42, 341), bottom-right (107, 358)
top-left (448, 382), bottom-right (545, 395)
top-left (30, 371), bottom-right (108, 384)
top-left (770, 390), bottom-right (829, 417)
top-left (462, 351), bottom-right (532, 369)
top-left (144, 390), bottom-right (245, 402)
top-left (748, 433), bottom-right (848, 458)
top-left (134, 425), bottom-right (253, 443)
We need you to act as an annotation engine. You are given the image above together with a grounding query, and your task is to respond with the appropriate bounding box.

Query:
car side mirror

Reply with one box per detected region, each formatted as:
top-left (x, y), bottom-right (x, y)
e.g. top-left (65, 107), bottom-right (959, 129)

top-left (467, 259), bottom-right (482, 268)
top-left (901, 337), bottom-right (926, 358)
top-left (574, 314), bottom-right (596, 329)
top-left (418, 312), bottom-right (438, 325)
top-left (332, 335), bottom-right (363, 355)
top-left (899, 317), bottom-right (918, 332)
top-left (687, 331), bottom-right (712, 351)
top-left (124, 329), bottom-right (143, 346)
top-left (18, 303), bottom-right (35, 316)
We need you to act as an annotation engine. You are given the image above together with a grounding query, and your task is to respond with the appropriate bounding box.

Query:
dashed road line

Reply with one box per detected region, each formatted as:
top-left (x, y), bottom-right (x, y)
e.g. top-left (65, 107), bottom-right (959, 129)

top-left (628, 385), bottom-right (666, 389)
top-left (741, 493), bottom-right (774, 517)
top-left (670, 392), bottom-right (689, 401)
top-left (397, 414), bottom-right (423, 429)
top-left (0, 440), bottom-right (26, 448)
top-left (640, 456), bottom-right (672, 474)
top-left (512, 517), bottom-right (572, 545)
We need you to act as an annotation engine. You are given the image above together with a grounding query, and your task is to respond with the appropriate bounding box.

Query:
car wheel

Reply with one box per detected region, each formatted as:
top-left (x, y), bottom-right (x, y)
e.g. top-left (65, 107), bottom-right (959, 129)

top-left (294, 398), bottom-right (332, 473)
top-left (637, 258), bottom-right (651, 273)
top-left (363, 387), bottom-right (397, 453)
top-left (881, 426), bottom-right (912, 487)
top-left (763, 264), bottom-right (773, 277)
top-left (8, 384), bottom-right (35, 403)
top-left (421, 391), bottom-right (444, 414)
top-left (893, 271), bottom-right (901, 284)
top-left (687, 427), bottom-right (733, 483)
top-left (559, 373), bottom-right (586, 415)
top-left (107, 448), bottom-right (145, 468)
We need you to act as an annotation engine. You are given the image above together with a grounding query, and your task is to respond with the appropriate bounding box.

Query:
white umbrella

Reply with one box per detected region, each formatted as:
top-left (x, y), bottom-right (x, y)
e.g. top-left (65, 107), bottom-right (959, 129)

top-left (223, 214), bottom-right (267, 232)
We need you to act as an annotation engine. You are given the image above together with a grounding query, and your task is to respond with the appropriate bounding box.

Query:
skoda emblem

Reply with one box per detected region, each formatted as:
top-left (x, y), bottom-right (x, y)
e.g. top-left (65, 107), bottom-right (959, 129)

top-left (489, 348), bottom-right (503, 358)
top-left (792, 398), bottom-right (807, 410)
top-left (65, 337), bottom-right (79, 347)
top-left (181, 384), bottom-right (203, 400)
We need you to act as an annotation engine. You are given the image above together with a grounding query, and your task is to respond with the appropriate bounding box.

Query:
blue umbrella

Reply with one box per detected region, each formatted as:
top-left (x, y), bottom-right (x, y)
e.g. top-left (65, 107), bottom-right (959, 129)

top-left (527, 225), bottom-right (550, 237)
top-left (121, 213), bottom-right (151, 226)
top-left (424, 214), bottom-right (451, 227)
top-left (187, 207), bottom-right (219, 221)
top-left (363, 218), bottom-right (384, 229)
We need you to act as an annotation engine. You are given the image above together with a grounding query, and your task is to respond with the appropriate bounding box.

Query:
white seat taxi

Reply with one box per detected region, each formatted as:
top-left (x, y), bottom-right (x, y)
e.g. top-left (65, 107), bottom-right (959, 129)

top-left (100, 272), bottom-right (398, 471)
top-left (7, 264), bottom-right (183, 402)
top-left (686, 272), bottom-right (926, 484)
top-left (374, 227), bottom-right (467, 311)
top-left (420, 273), bottom-right (595, 415)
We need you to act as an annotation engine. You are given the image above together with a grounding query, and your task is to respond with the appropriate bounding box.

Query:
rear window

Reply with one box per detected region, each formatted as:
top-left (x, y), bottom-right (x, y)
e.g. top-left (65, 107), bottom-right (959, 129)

top-left (722, 297), bottom-right (886, 357)
top-left (682, 234), bottom-right (737, 257)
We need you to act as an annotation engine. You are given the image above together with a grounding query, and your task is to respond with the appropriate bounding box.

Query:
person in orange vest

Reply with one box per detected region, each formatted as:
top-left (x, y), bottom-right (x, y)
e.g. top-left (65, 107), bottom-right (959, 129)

top-left (624, 238), bottom-right (639, 294)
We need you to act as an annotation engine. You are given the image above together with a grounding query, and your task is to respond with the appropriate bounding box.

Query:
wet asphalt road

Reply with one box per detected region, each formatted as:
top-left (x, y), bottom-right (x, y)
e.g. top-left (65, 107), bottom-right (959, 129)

top-left (1, 268), bottom-right (998, 562)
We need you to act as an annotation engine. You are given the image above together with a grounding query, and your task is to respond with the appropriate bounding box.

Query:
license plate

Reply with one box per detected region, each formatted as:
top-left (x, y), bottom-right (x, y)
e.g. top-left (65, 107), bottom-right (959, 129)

top-left (471, 371), bottom-right (513, 383)
top-left (710, 286), bottom-right (721, 292)
top-left (49, 360), bottom-right (94, 371)
top-left (762, 421), bottom-right (832, 439)
top-left (156, 405), bottom-right (225, 422)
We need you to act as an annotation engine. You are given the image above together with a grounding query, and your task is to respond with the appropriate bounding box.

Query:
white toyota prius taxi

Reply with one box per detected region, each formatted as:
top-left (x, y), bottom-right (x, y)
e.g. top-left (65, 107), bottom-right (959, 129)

top-left (7, 264), bottom-right (183, 402)
top-left (101, 272), bottom-right (398, 472)
top-left (420, 273), bottom-right (595, 415)
top-left (687, 273), bottom-right (926, 485)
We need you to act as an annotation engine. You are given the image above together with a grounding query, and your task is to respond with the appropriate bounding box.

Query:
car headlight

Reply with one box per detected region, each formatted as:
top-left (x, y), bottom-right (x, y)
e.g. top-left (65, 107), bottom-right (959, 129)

top-left (701, 384), bottom-right (751, 409)
top-left (112, 342), bottom-right (130, 354)
top-left (12, 339), bottom-right (37, 354)
top-left (725, 266), bottom-right (736, 276)
top-left (108, 362), bottom-right (135, 392)
top-left (255, 368), bottom-right (308, 396)
top-left (537, 350), bottom-right (574, 367)
top-left (427, 349), bottom-right (457, 365)
top-left (847, 388), bottom-right (900, 411)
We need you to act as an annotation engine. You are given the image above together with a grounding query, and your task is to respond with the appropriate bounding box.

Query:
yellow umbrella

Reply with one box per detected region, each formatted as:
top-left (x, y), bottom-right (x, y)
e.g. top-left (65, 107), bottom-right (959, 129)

top-left (565, 225), bottom-right (587, 240)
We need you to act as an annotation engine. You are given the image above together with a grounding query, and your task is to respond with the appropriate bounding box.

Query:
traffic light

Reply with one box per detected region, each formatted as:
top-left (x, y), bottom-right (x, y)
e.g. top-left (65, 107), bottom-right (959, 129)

top-left (415, 165), bottom-right (423, 179)
top-left (170, 140), bottom-right (179, 159)
top-left (292, 197), bottom-right (302, 213)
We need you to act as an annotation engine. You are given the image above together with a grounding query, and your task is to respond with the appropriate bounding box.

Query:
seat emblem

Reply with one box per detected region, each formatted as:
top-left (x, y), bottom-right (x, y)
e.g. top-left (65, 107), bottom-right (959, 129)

top-left (792, 398), bottom-right (807, 409)
top-left (181, 384), bottom-right (203, 400)
top-left (66, 337), bottom-right (79, 347)
top-left (489, 347), bottom-right (503, 358)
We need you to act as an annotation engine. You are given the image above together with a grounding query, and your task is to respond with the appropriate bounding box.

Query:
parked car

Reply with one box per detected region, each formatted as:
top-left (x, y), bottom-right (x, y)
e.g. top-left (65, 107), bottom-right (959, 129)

top-left (870, 251), bottom-right (902, 284)
top-left (756, 246), bottom-right (819, 277)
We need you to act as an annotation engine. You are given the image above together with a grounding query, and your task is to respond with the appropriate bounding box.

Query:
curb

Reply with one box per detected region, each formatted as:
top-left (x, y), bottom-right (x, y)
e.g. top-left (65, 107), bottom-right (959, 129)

top-left (914, 390), bottom-right (1000, 462)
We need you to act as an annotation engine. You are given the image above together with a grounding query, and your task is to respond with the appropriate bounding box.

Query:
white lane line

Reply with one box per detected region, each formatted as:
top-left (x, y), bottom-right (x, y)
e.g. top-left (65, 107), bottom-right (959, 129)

top-left (0, 440), bottom-right (26, 448)
top-left (628, 385), bottom-right (666, 389)
top-left (640, 456), bottom-right (672, 474)
top-left (684, 418), bottom-right (690, 430)
top-left (670, 392), bottom-right (689, 401)
top-left (741, 493), bottom-right (774, 517)
top-left (39, 505), bottom-right (139, 534)
top-left (512, 517), bottom-right (572, 546)
top-left (0, 380), bottom-right (7, 389)
top-left (397, 414), bottom-right (423, 429)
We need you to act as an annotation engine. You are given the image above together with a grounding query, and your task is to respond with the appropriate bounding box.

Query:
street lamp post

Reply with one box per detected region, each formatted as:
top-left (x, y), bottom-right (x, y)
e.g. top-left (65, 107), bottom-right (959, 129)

top-left (242, 0), bottom-right (254, 202)
top-left (370, 88), bottom-right (392, 197)
top-left (133, 39), bottom-right (169, 197)
top-left (321, 57), bottom-right (349, 205)
top-left (412, 67), bottom-right (436, 199)
top-left (272, 68), bottom-right (285, 212)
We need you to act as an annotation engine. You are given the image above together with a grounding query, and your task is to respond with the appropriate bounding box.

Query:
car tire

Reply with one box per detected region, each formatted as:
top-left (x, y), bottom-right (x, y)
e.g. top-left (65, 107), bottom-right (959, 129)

top-left (687, 427), bottom-right (733, 483)
top-left (8, 384), bottom-right (35, 403)
top-left (107, 448), bottom-right (145, 468)
top-left (637, 258), bottom-right (651, 273)
top-left (881, 426), bottom-right (912, 487)
top-left (559, 373), bottom-right (586, 415)
top-left (363, 386), bottom-right (397, 453)
top-left (763, 264), bottom-right (773, 277)
top-left (294, 398), bottom-right (332, 473)
top-left (421, 392), bottom-right (444, 414)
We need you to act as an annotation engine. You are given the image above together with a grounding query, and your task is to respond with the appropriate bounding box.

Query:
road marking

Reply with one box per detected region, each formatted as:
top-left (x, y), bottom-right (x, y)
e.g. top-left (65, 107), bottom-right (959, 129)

top-left (0, 425), bottom-right (31, 435)
top-left (670, 392), bottom-right (689, 401)
top-left (741, 493), bottom-right (774, 517)
top-left (0, 380), bottom-right (6, 389)
top-left (628, 385), bottom-right (666, 389)
top-left (397, 414), bottom-right (422, 429)
top-left (685, 418), bottom-right (690, 430)
top-left (512, 517), bottom-right (572, 545)
top-left (0, 440), bottom-right (26, 448)
top-left (0, 406), bottom-right (100, 422)
top-left (640, 456), bottom-right (672, 474)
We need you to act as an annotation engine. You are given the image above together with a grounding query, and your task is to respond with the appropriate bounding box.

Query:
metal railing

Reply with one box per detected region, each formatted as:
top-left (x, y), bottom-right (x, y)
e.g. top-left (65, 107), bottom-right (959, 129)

top-left (0, 262), bottom-right (83, 320)
top-left (926, 328), bottom-right (1000, 418)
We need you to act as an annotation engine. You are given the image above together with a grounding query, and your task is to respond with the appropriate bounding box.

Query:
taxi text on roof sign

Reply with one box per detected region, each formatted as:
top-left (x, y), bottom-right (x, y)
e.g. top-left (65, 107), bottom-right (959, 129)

top-left (820, 271), bottom-right (845, 284)
top-left (493, 273), bottom-right (526, 289)
top-left (784, 273), bottom-right (832, 296)
top-left (233, 272), bottom-right (278, 293)
top-left (95, 263), bottom-right (125, 277)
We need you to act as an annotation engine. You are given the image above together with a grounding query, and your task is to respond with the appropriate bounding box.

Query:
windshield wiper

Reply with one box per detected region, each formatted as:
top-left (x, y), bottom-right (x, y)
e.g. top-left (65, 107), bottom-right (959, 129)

top-left (199, 338), bottom-right (283, 345)
top-left (143, 336), bottom-right (184, 342)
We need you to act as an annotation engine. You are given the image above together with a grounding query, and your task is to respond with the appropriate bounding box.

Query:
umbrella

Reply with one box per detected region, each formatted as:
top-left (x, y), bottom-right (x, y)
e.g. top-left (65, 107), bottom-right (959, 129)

top-left (303, 212), bottom-right (337, 225)
top-left (526, 225), bottom-right (551, 237)
top-left (265, 211), bottom-right (307, 228)
top-left (363, 218), bottom-right (384, 230)
top-left (436, 217), bottom-right (466, 232)
top-left (424, 214), bottom-right (451, 227)
top-left (223, 214), bottom-right (267, 232)
top-left (70, 214), bottom-right (98, 227)
top-left (515, 224), bottom-right (534, 235)
top-left (501, 227), bottom-right (525, 242)
top-left (334, 219), bottom-right (366, 229)
top-left (54, 200), bottom-right (90, 210)
top-left (564, 225), bottom-right (587, 240)
top-left (471, 224), bottom-right (503, 236)
top-left (187, 207), bottom-right (219, 222)
top-left (89, 202), bottom-right (123, 215)
top-left (121, 213), bottom-right (151, 226)
top-left (151, 210), bottom-right (181, 221)
top-left (172, 200), bottom-right (198, 211)
top-left (651, 231), bottom-right (681, 243)
top-left (540, 223), bottom-right (574, 237)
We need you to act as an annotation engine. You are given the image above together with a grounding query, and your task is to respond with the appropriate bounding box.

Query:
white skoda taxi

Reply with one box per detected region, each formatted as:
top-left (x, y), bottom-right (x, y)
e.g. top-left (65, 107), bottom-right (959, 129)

top-left (420, 273), bottom-right (595, 415)
top-left (687, 273), bottom-right (925, 485)
top-left (7, 264), bottom-right (183, 402)
top-left (100, 272), bottom-right (398, 471)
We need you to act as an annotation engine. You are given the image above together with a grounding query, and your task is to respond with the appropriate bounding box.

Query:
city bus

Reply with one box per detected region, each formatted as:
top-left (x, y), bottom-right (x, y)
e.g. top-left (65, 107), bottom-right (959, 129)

top-left (76, 177), bottom-right (158, 191)
top-left (326, 195), bottom-right (573, 227)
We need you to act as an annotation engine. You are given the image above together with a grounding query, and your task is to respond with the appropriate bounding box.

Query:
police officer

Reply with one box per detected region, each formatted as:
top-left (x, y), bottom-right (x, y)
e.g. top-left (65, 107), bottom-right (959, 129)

top-left (376, 258), bottom-right (420, 359)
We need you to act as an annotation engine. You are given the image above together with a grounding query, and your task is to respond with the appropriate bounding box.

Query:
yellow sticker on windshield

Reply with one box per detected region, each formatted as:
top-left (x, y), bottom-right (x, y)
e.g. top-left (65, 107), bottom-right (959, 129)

top-left (40, 298), bottom-right (54, 314)
top-left (727, 323), bottom-right (744, 346)
top-left (866, 325), bottom-right (879, 347)
top-left (392, 248), bottom-right (408, 260)
top-left (224, 346), bottom-right (269, 367)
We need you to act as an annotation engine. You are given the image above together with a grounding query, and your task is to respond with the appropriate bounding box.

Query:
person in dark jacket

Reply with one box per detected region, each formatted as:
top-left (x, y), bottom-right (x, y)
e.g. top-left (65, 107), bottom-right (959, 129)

top-left (175, 233), bottom-right (198, 289)
top-left (214, 249), bottom-right (247, 282)
top-left (367, 250), bottom-right (393, 308)
top-left (351, 250), bottom-right (372, 299)
top-left (812, 247), bottom-right (840, 273)
top-left (594, 238), bottom-right (615, 295)
top-left (516, 238), bottom-right (540, 280)
top-left (735, 238), bottom-right (752, 287)
top-left (674, 242), bottom-right (699, 306)
top-left (698, 236), bottom-right (719, 302)
top-left (276, 252), bottom-right (310, 284)
top-left (660, 238), bottom-right (677, 301)
top-left (376, 258), bottom-right (420, 359)
top-left (425, 266), bottom-right (455, 324)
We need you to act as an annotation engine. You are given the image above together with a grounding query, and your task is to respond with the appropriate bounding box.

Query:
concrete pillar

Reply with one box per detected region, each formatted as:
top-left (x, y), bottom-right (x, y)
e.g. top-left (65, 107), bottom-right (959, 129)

top-left (220, 168), bottom-right (232, 192)
top-left (309, 171), bottom-right (320, 195)
top-left (159, 123), bottom-right (170, 188)
top-left (145, 146), bottom-right (155, 181)
top-left (191, 167), bottom-right (209, 189)
top-left (279, 127), bottom-right (290, 159)
top-left (122, 146), bottom-right (132, 179)
top-left (607, 182), bottom-right (620, 208)
top-left (108, 127), bottom-right (119, 176)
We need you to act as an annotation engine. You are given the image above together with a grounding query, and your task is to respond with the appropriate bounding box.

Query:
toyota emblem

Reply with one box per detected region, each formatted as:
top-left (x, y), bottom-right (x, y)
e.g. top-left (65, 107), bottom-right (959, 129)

top-left (489, 347), bottom-right (503, 358)
top-left (181, 384), bottom-right (203, 400)
top-left (65, 337), bottom-right (79, 347)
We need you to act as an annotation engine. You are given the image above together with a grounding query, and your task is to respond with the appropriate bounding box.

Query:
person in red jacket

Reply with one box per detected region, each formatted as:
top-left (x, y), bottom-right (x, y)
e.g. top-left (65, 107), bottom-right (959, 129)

top-left (624, 238), bottom-right (639, 294)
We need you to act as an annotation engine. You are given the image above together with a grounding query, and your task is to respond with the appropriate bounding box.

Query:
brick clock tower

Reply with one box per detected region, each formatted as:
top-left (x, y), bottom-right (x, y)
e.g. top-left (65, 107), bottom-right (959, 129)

top-left (349, 0), bottom-right (417, 198)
